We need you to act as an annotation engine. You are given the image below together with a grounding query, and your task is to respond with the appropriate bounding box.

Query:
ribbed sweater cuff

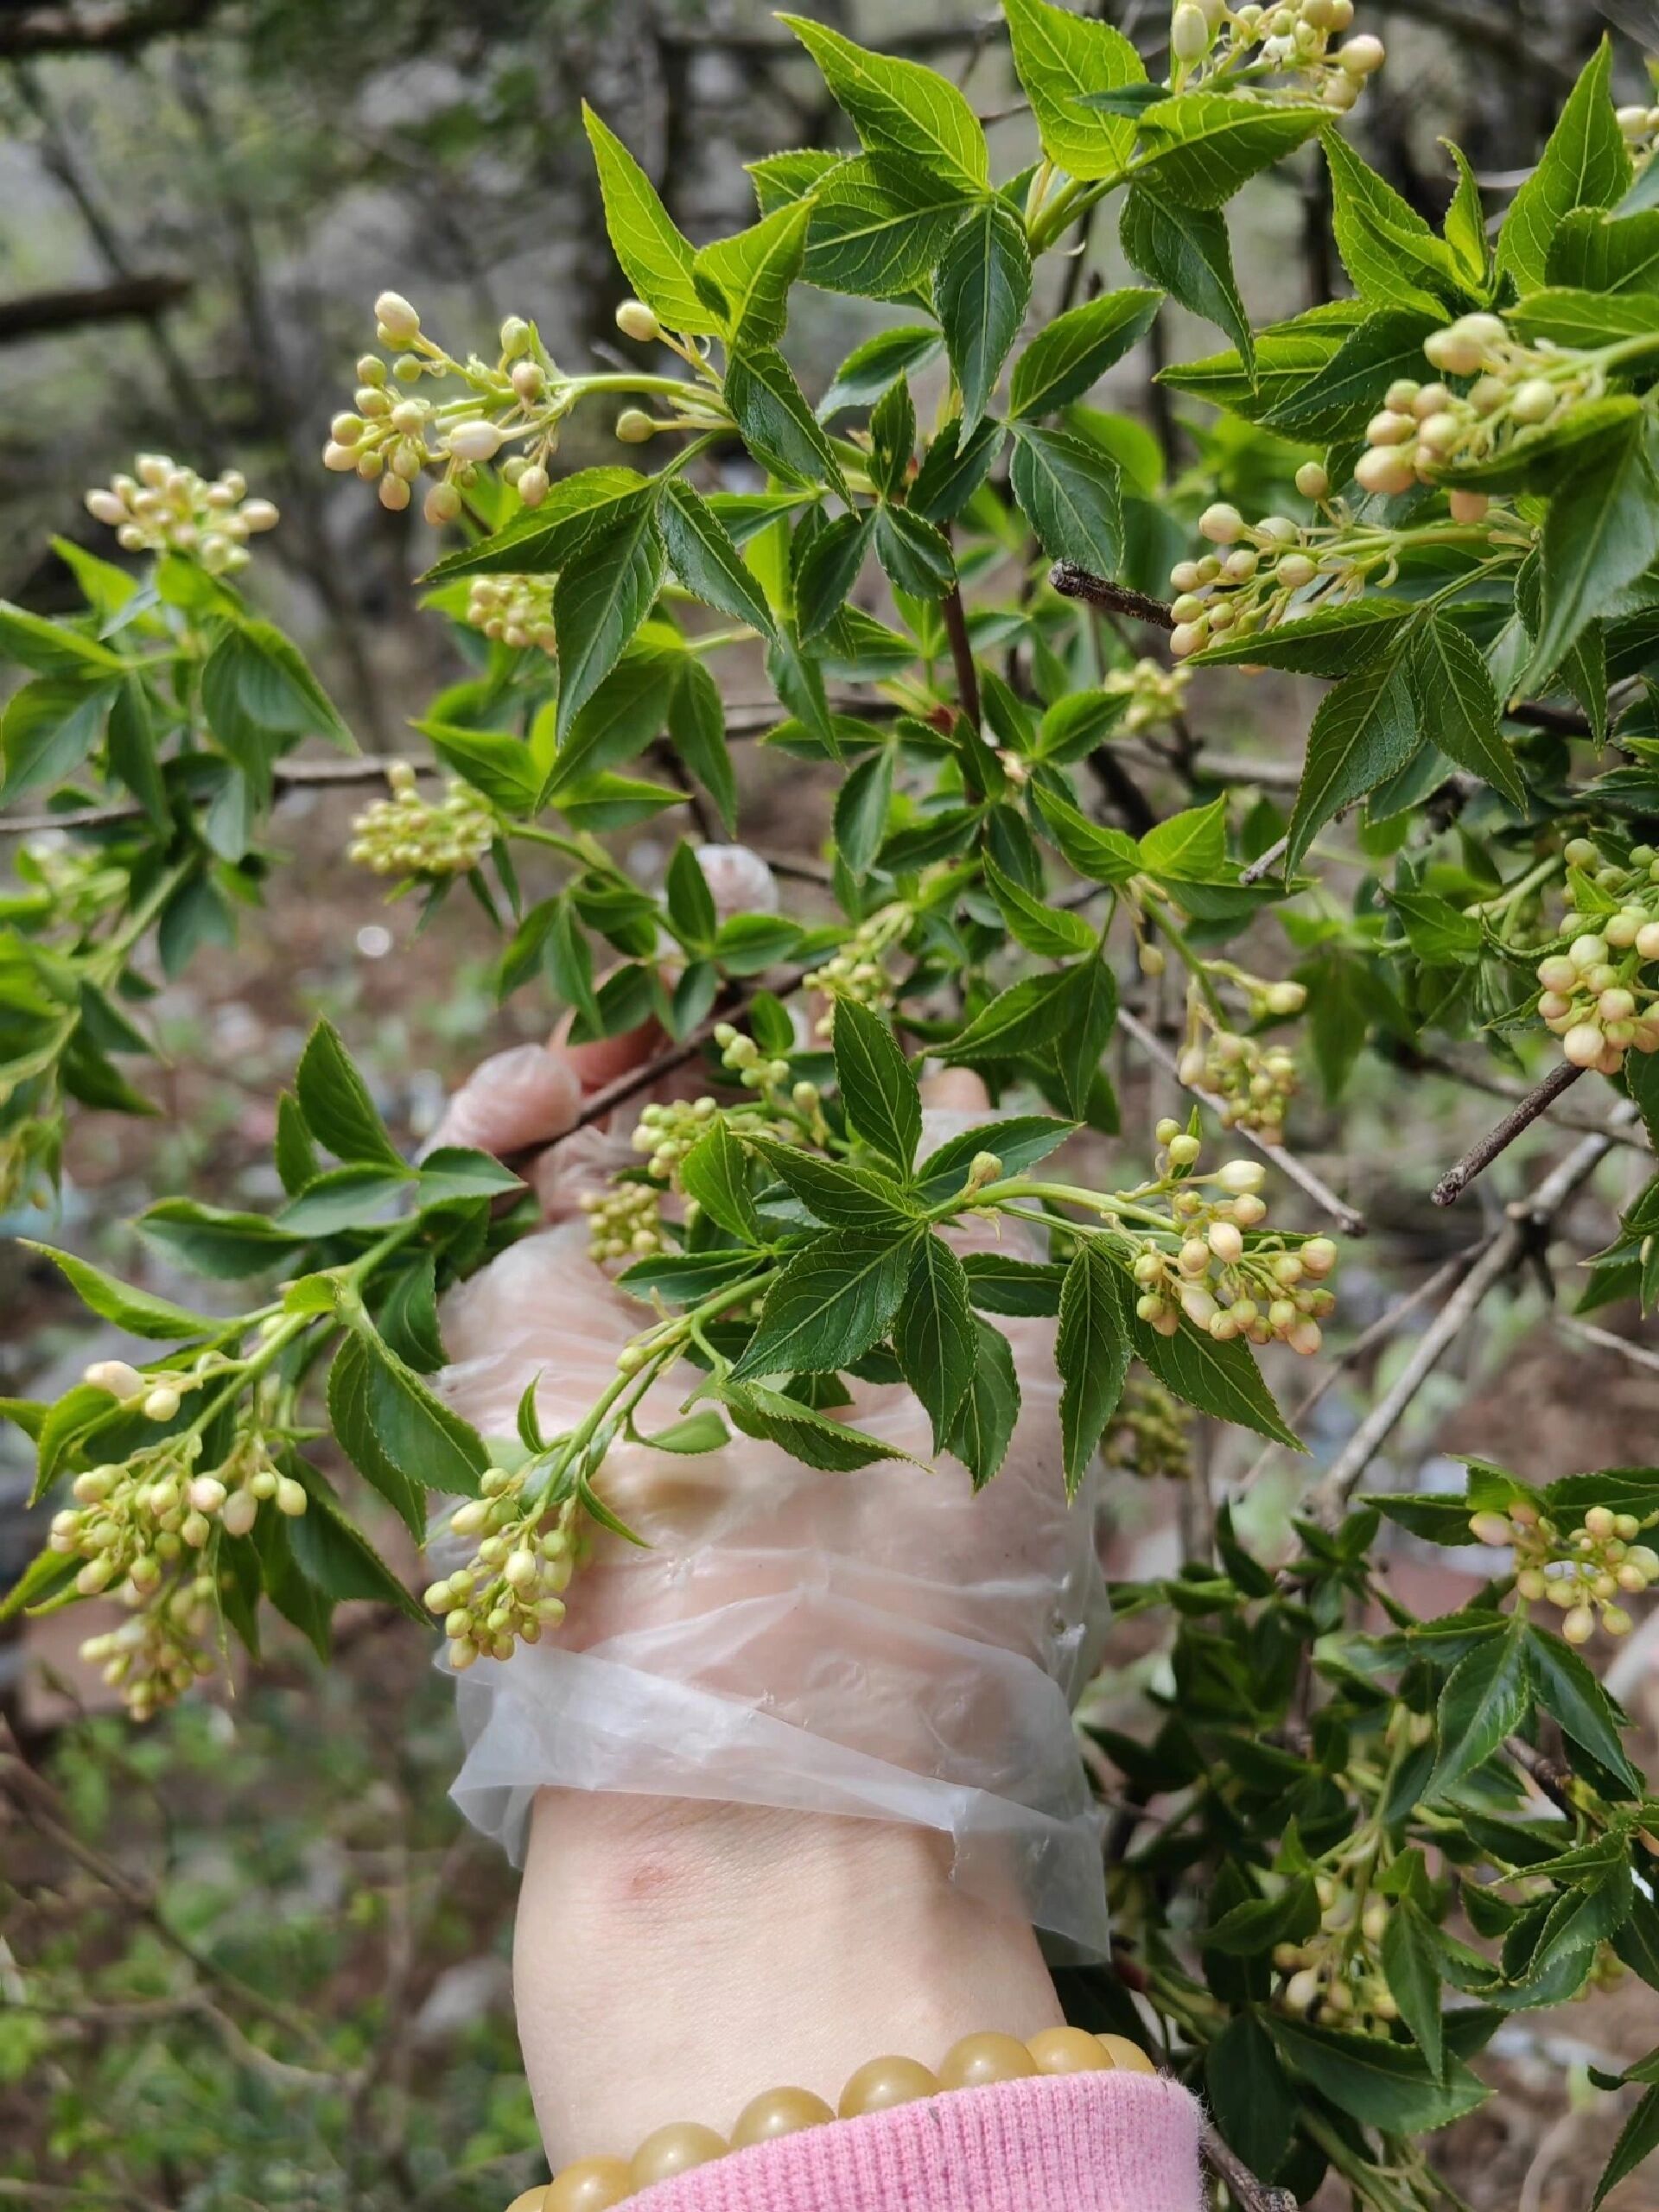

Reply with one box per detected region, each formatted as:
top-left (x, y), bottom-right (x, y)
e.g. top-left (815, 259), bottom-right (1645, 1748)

top-left (629, 2069), bottom-right (1203, 2212)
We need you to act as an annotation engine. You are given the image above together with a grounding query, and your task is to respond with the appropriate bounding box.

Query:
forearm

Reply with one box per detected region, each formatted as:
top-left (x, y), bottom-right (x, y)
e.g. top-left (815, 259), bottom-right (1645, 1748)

top-left (514, 1790), bottom-right (1065, 2165)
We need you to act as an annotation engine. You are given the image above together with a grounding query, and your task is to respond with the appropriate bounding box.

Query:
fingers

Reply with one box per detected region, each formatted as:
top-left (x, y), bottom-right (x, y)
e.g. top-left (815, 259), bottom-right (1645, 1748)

top-left (551, 1012), bottom-right (669, 1093)
top-left (424, 1043), bottom-right (582, 1160)
top-left (918, 1066), bottom-right (990, 1114)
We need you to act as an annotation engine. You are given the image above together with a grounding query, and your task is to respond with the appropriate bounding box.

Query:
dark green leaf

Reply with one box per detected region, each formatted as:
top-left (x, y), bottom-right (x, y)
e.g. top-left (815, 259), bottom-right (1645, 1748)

top-left (1120, 186), bottom-right (1249, 360)
top-left (832, 997), bottom-right (922, 1169)
top-left (680, 1121), bottom-right (763, 1242)
top-left (583, 104), bottom-right (719, 334)
top-left (1003, 0), bottom-right (1143, 181)
top-left (947, 1315), bottom-right (1021, 1487)
top-left (1287, 655), bottom-right (1420, 871)
top-left (1497, 40), bottom-right (1630, 292)
top-left (732, 1227), bottom-right (914, 1377)
top-left (552, 502), bottom-right (666, 739)
top-left (937, 197), bottom-right (1031, 436)
top-left (296, 1020), bottom-right (405, 1168)
top-left (1382, 1901), bottom-right (1446, 2079)
top-left (660, 481), bottom-right (779, 639)
top-left (1431, 1619), bottom-right (1530, 1795)
top-left (1011, 288), bottom-right (1161, 419)
top-left (895, 1233), bottom-right (976, 1450)
top-left (22, 1243), bottom-right (215, 1340)
top-left (1056, 1243), bottom-right (1130, 1496)
top-left (1009, 423), bottom-right (1121, 574)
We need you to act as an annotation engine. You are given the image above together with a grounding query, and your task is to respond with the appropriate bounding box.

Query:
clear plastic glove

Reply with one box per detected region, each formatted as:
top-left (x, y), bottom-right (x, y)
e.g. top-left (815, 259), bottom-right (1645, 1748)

top-left (428, 995), bottom-right (1110, 1957)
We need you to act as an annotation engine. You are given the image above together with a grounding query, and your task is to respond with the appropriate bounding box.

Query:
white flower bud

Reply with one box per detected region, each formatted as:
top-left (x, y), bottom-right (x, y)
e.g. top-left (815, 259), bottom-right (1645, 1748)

top-left (615, 299), bottom-right (662, 342)
top-left (1511, 378), bottom-right (1555, 426)
top-left (1563, 1020), bottom-right (1606, 1069)
top-left (1354, 446), bottom-right (1415, 497)
top-left (1172, 2), bottom-right (1213, 60)
top-left (615, 408), bottom-right (657, 444)
top-left (276, 1476), bottom-right (308, 1516)
top-left (1208, 1220), bottom-right (1244, 1265)
top-left (423, 482), bottom-right (463, 526)
top-left (221, 1489), bottom-right (258, 1537)
top-left (1562, 1605), bottom-right (1596, 1645)
top-left (1198, 501), bottom-right (1245, 544)
top-left (1446, 488), bottom-right (1489, 525)
top-left (1338, 32), bottom-right (1384, 73)
top-left (241, 499), bottom-right (279, 532)
top-left (378, 474), bottom-right (411, 512)
top-left (1300, 1236), bottom-right (1338, 1279)
top-left (188, 1476), bottom-right (227, 1515)
top-left (373, 290), bottom-right (421, 342)
top-left (1294, 461), bottom-right (1329, 501)
top-left (84, 1358), bottom-right (144, 1400)
top-left (143, 1385), bottom-right (181, 1422)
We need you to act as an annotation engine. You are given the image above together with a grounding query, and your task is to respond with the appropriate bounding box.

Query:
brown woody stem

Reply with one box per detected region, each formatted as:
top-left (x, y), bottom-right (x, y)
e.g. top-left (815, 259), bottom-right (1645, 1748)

top-left (1431, 1061), bottom-right (1584, 1207)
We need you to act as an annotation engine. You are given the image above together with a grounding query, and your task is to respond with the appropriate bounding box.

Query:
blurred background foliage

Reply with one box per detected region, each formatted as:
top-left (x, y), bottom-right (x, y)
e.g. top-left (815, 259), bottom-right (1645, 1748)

top-left (5, 1), bottom-right (1659, 2206)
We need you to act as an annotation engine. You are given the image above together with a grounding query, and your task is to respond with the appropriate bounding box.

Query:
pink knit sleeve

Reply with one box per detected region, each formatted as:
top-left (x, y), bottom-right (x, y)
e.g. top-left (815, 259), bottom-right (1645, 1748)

top-left (629, 2071), bottom-right (1205, 2212)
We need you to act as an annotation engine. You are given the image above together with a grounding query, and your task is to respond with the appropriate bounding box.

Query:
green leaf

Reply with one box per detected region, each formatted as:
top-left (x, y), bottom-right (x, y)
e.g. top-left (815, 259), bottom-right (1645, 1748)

top-left (915, 1114), bottom-right (1075, 1201)
top-left (1195, 598), bottom-right (1414, 676)
top-left (426, 468), bottom-right (652, 581)
top-left (1120, 187), bottom-right (1248, 362)
top-left (669, 658), bottom-right (738, 832)
top-left (724, 1379), bottom-right (908, 1471)
top-left (796, 512), bottom-right (874, 640)
top-left (1270, 2017), bottom-right (1489, 2133)
top-left (804, 159), bottom-right (969, 301)
top-left (1031, 783), bottom-right (1142, 883)
top-left (1382, 1901), bottom-right (1446, 2079)
top-left (1525, 1624), bottom-right (1642, 1795)
top-left (895, 1233), bottom-right (976, 1451)
top-left (1134, 1301), bottom-right (1300, 1447)
top-left (1594, 2086), bottom-right (1659, 2209)
top-left (1008, 423), bottom-right (1121, 574)
top-left (680, 1121), bottom-right (763, 1242)
top-left (743, 1130), bottom-right (918, 1230)
top-left (694, 200), bottom-right (810, 346)
top-left (1003, 0), bottom-right (1144, 182)
top-left (553, 502), bottom-right (666, 739)
top-left (1521, 412), bottom-right (1659, 691)
top-left (911, 416), bottom-right (1007, 523)
top-left (732, 1227), bottom-right (915, 1378)
top-left (345, 1319), bottom-right (488, 1497)
top-left (833, 746), bottom-right (895, 877)
top-left (378, 1252), bottom-right (446, 1373)
top-left (1287, 655), bottom-right (1420, 871)
top-left (1264, 308), bottom-right (1440, 441)
top-left (1498, 40), bottom-right (1630, 292)
top-left (1324, 130), bottom-right (1465, 313)
top-left (947, 1316), bottom-right (1021, 1488)
top-left (540, 645), bottom-right (681, 796)
top-left (833, 998), bottom-right (923, 1169)
top-left (781, 15), bottom-right (988, 195)
top-left (583, 104), bottom-right (719, 334)
top-left (982, 856), bottom-right (1096, 957)
top-left (873, 503), bottom-right (955, 600)
top-left (1406, 614), bottom-right (1525, 806)
top-left (326, 1335), bottom-right (429, 1536)
top-left (1134, 93), bottom-right (1326, 211)
top-left (139, 1198), bottom-right (305, 1278)
top-left (945, 969), bottom-right (1075, 1061)
top-left (1205, 2012), bottom-right (1296, 2183)
top-left (660, 482), bottom-right (779, 640)
top-left (1431, 1619), bottom-right (1530, 1796)
top-left (1508, 287), bottom-right (1659, 347)
top-left (412, 1147), bottom-right (525, 1210)
top-left (0, 675), bottom-right (114, 803)
top-left (1444, 143), bottom-right (1491, 284)
top-left (1056, 1242), bottom-right (1130, 1496)
top-left (819, 326), bottom-right (944, 417)
top-left (0, 600), bottom-right (125, 677)
top-left (22, 1242), bottom-right (215, 1340)
top-left (203, 616), bottom-right (351, 748)
top-left (1011, 288), bottom-right (1161, 420)
top-left (283, 1463), bottom-right (425, 1623)
top-left (726, 346), bottom-right (849, 495)
top-left (296, 1019), bottom-right (404, 1168)
top-left (105, 677), bottom-right (167, 828)
top-left (937, 197), bottom-right (1031, 437)
top-left (638, 1409), bottom-right (732, 1454)
top-left (1140, 795), bottom-right (1227, 881)
top-left (664, 837), bottom-right (718, 948)
top-left (1053, 954), bottom-right (1119, 1117)
top-left (276, 1166), bottom-right (413, 1235)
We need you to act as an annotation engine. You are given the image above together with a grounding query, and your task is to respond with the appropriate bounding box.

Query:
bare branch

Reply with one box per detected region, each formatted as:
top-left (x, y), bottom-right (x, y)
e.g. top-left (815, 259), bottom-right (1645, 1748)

top-left (1203, 2125), bottom-right (1299, 2212)
top-left (1560, 1318), bottom-right (1659, 1379)
top-left (1048, 560), bottom-right (1176, 631)
top-left (942, 582), bottom-right (982, 732)
top-left (1399, 1046), bottom-right (1652, 1154)
top-left (1239, 831), bottom-right (1290, 887)
top-left (1118, 1005), bottom-right (1367, 1236)
top-left (1306, 1112), bottom-right (1633, 1525)
top-left (1431, 1060), bottom-right (1584, 1208)
top-left (0, 0), bottom-right (215, 58)
top-left (0, 272), bottom-right (190, 344)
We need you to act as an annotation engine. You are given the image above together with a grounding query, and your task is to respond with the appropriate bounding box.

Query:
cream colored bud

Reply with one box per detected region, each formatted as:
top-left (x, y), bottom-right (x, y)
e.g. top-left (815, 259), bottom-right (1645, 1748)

top-left (323, 441), bottom-right (359, 472)
top-left (1338, 32), bottom-right (1384, 72)
top-left (275, 1475), bottom-right (308, 1516)
top-left (241, 499), bottom-right (279, 533)
top-left (221, 1489), bottom-right (258, 1538)
top-left (188, 1476), bottom-right (227, 1516)
top-left (1208, 1220), bottom-right (1244, 1264)
top-left (86, 488), bottom-right (129, 525)
top-left (1167, 1132), bottom-right (1202, 1166)
top-left (1172, 2), bottom-right (1213, 60)
top-left (373, 289), bottom-right (421, 342)
top-left (615, 408), bottom-right (657, 443)
top-left (446, 418), bottom-right (504, 463)
top-left (143, 1385), bottom-right (181, 1422)
top-left (84, 1358), bottom-right (145, 1400)
top-left (518, 464), bottom-right (550, 507)
top-left (1300, 1236), bottom-right (1338, 1279)
top-left (1294, 461), bottom-right (1329, 501)
top-left (1448, 488), bottom-right (1490, 525)
top-left (1354, 446), bottom-right (1415, 497)
top-left (423, 482), bottom-right (463, 526)
top-left (1198, 501), bottom-right (1245, 544)
top-left (378, 473), bottom-right (411, 512)
top-left (615, 299), bottom-right (662, 342)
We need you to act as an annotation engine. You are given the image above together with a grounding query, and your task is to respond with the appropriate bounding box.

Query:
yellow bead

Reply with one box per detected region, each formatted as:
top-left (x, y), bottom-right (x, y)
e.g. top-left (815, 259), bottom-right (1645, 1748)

top-left (730, 2087), bottom-right (835, 2148)
top-left (837, 2056), bottom-right (940, 2118)
top-left (938, 2032), bottom-right (1039, 2090)
top-left (504, 2193), bottom-right (548, 2212)
top-left (1096, 2034), bottom-right (1157, 2075)
top-left (629, 2123), bottom-right (728, 2187)
top-left (1027, 2027), bottom-right (1114, 2075)
top-left (545, 2157), bottom-right (633, 2211)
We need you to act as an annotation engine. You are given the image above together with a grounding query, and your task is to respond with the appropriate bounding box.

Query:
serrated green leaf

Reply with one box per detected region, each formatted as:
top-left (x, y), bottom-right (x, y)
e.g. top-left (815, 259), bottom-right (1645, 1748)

top-left (937, 197), bottom-right (1031, 437)
top-left (680, 1121), bottom-right (763, 1242)
top-left (732, 1227), bottom-right (915, 1378)
top-left (22, 1243), bottom-right (215, 1340)
top-left (1012, 288), bottom-right (1162, 421)
top-left (1120, 186), bottom-right (1248, 363)
top-left (1134, 93), bottom-right (1326, 211)
top-left (1056, 1242), bottom-right (1130, 1495)
top-left (1287, 654), bottom-right (1421, 872)
top-left (1270, 2016), bottom-right (1489, 2133)
top-left (296, 1019), bottom-right (405, 1168)
top-left (1008, 423), bottom-right (1121, 574)
top-left (1498, 39), bottom-right (1630, 292)
top-left (781, 15), bottom-right (988, 194)
top-left (660, 481), bottom-right (779, 640)
top-left (583, 104), bottom-right (719, 334)
top-left (1324, 130), bottom-right (1465, 314)
top-left (1382, 1901), bottom-right (1446, 2079)
top-left (895, 1233), bottom-right (976, 1451)
top-left (553, 502), bottom-right (666, 740)
top-left (1406, 614), bottom-right (1525, 806)
top-left (1431, 1618), bottom-right (1530, 1796)
top-left (945, 968), bottom-right (1075, 1061)
top-left (833, 997), bottom-right (922, 1169)
top-left (1003, 0), bottom-right (1143, 181)
top-left (947, 1315), bottom-right (1021, 1488)
top-left (694, 199), bottom-right (810, 346)
top-left (726, 346), bottom-right (849, 495)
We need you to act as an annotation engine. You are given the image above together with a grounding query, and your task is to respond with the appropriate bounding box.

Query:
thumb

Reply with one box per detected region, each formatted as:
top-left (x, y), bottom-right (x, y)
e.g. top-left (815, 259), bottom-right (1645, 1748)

top-left (918, 1066), bottom-right (990, 1114)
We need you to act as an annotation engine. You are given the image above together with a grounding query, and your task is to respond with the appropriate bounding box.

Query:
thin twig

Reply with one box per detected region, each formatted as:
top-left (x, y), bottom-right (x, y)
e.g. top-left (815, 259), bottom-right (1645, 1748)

top-left (1240, 1237), bottom-right (1496, 1491)
top-left (1048, 561), bottom-right (1176, 631)
top-left (1560, 1318), bottom-right (1659, 1379)
top-left (1239, 830), bottom-right (1290, 887)
top-left (1431, 1061), bottom-right (1584, 1207)
top-left (1203, 2125), bottom-right (1298, 2212)
top-left (942, 582), bottom-right (982, 731)
top-left (1399, 1046), bottom-right (1651, 1154)
top-left (1118, 1005), bottom-right (1366, 1236)
top-left (1306, 1115), bottom-right (1630, 1526)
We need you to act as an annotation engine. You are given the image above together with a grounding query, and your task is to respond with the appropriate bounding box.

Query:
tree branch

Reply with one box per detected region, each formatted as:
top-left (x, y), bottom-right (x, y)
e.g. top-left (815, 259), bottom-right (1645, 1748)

top-left (1118, 1005), bottom-right (1366, 1235)
top-left (1048, 560), bottom-right (1176, 631)
top-left (1431, 1060), bottom-right (1584, 1207)
top-left (0, 272), bottom-right (190, 344)
top-left (1203, 2125), bottom-right (1298, 2212)
top-left (1306, 1112), bottom-right (1631, 1525)
top-left (942, 582), bottom-right (982, 731)
top-left (0, 0), bottom-right (215, 57)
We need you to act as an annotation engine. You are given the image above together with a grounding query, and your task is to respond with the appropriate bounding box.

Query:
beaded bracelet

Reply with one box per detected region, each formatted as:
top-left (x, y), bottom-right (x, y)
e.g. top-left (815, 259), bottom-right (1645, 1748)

top-left (506, 2026), bottom-right (1158, 2212)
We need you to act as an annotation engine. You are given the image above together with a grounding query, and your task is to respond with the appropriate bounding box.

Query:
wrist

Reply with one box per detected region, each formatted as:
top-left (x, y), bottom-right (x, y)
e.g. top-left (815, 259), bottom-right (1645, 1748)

top-left (514, 1792), bottom-right (1064, 2164)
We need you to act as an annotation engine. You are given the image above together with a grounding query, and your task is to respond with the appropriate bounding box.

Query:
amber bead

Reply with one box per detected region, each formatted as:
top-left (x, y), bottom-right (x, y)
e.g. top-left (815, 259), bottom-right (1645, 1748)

top-left (837, 2055), bottom-right (940, 2118)
top-left (545, 2156), bottom-right (633, 2211)
top-left (504, 2192), bottom-right (548, 2212)
top-left (938, 2031), bottom-right (1039, 2090)
top-left (730, 2085), bottom-right (835, 2148)
top-left (629, 2122), bottom-right (728, 2187)
top-left (1027, 2026), bottom-right (1114, 2075)
top-left (1096, 2034), bottom-right (1157, 2075)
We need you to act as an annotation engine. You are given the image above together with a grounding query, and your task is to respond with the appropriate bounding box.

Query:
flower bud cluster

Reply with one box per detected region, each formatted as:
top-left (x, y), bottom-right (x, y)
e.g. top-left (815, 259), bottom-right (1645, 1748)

top-left (1533, 842), bottom-right (1659, 1075)
top-left (1101, 657), bottom-right (1192, 735)
top-left (1274, 1875), bottom-right (1399, 2031)
top-left (580, 1179), bottom-right (668, 1264)
top-left (1167, 505), bottom-right (1343, 658)
top-left (1469, 1496), bottom-right (1657, 1644)
top-left (1129, 1134), bottom-right (1338, 1352)
top-left (347, 762), bottom-right (495, 880)
top-left (1102, 1375), bottom-right (1193, 1482)
top-left (1168, 0), bottom-right (1382, 111)
top-left (426, 1467), bottom-right (575, 1668)
top-left (323, 296), bottom-right (569, 516)
top-left (465, 575), bottom-right (557, 655)
top-left (630, 1095), bottom-right (723, 1183)
top-left (712, 1024), bottom-right (805, 1112)
top-left (79, 1570), bottom-right (219, 1722)
top-left (84, 455), bottom-right (277, 572)
top-left (1356, 317), bottom-right (1605, 498)
top-left (802, 904), bottom-right (911, 1038)
top-left (1178, 1028), bottom-right (1300, 1139)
